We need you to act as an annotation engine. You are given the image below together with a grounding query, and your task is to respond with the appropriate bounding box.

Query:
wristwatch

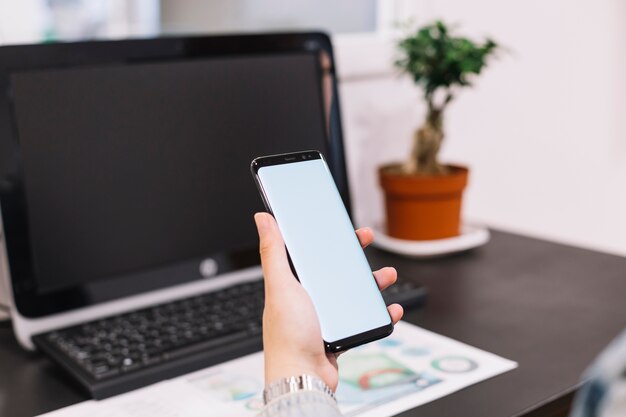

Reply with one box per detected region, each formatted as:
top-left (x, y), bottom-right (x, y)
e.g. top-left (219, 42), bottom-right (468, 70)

top-left (262, 374), bottom-right (336, 404)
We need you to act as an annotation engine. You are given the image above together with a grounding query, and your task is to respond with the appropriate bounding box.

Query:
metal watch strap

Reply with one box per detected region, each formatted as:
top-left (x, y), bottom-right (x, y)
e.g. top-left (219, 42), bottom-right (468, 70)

top-left (263, 374), bottom-right (336, 405)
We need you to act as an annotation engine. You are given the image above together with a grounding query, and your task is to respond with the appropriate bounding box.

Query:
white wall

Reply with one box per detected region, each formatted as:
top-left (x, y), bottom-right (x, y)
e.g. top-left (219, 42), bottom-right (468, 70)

top-left (159, 0), bottom-right (377, 35)
top-left (335, 0), bottom-right (626, 256)
top-left (0, 0), bottom-right (47, 44)
top-left (0, 0), bottom-right (159, 44)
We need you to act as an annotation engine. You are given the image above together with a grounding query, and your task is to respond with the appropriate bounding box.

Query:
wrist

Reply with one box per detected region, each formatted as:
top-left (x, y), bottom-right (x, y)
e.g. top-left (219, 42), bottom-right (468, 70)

top-left (263, 374), bottom-right (336, 405)
top-left (264, 354), bottom-right (338, 391)
top-left (265, 361), bottom-right (321, 386)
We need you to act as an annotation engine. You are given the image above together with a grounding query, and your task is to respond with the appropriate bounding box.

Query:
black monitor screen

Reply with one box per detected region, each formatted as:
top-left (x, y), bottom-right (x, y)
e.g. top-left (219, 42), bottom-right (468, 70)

top-left (9, 52), bottom-right (328, 294)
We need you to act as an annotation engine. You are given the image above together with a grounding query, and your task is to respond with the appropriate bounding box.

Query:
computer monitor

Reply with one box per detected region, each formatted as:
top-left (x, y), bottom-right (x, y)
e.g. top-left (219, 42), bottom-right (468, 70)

top-left (0, 33), bottom-right (350, 347)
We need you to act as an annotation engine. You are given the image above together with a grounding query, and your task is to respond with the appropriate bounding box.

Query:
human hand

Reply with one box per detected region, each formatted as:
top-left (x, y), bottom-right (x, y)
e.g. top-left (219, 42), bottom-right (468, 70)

top-left (254, 212), bottom-right (404, 391)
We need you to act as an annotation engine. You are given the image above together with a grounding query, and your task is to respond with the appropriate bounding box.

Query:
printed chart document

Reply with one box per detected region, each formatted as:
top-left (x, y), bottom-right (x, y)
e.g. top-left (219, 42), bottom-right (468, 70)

top-left (39, 321), bottom-right (517, 417)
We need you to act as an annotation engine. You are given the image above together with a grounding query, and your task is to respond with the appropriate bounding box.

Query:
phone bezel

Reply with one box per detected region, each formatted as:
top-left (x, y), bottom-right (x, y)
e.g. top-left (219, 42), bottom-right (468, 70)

top-left (250, 150), bottom-right (394, 353)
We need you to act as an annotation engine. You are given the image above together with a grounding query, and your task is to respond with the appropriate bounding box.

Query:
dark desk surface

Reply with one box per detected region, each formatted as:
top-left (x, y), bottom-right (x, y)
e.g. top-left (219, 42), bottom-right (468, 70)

top-left (1, 230), bottom-right (625, 417)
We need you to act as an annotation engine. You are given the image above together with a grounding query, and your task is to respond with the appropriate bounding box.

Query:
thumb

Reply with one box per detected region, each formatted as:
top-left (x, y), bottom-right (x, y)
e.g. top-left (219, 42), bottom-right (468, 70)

top-left (254, 212), bottom-right (294, 290)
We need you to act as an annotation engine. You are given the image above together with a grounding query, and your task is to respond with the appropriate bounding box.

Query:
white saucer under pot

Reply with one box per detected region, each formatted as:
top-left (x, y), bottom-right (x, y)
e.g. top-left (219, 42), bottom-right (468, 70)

top-left (371, 224), bottom-right (490, 258)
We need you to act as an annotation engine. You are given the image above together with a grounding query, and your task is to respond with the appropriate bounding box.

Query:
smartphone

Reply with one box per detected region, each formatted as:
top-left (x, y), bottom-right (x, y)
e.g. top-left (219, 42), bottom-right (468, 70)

top-left (251, 150), bottom-right (393, 352)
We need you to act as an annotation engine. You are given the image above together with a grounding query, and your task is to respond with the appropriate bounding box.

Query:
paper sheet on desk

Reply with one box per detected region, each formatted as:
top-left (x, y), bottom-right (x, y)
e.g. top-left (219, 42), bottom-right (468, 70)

top-left (38, 321), bottom-right (517, 417)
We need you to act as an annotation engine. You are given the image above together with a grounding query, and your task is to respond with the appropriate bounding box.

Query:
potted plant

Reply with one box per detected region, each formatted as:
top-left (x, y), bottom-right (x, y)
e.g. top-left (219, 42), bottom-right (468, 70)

top-left (380, 21), bottom-right (499, 240)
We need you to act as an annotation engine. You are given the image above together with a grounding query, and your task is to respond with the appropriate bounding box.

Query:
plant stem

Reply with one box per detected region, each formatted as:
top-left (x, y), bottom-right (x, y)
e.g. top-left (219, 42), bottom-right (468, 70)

top-left (404, 96), bottom-right (446, 175)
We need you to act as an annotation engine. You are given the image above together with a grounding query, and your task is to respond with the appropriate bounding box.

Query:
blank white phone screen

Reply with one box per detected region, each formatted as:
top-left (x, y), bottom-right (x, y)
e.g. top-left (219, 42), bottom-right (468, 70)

top-left (257, 158), bottom-right (391, 343)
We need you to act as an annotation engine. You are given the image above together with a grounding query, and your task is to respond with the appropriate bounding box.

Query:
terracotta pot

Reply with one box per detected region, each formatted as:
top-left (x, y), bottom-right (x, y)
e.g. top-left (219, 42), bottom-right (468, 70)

top-left (379, 164), bottom-right (469, 240)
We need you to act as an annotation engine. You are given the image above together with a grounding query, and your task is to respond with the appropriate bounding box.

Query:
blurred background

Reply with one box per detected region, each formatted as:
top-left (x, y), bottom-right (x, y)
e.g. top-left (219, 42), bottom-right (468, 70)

top-left (1, 0), bottom-right (624, 256)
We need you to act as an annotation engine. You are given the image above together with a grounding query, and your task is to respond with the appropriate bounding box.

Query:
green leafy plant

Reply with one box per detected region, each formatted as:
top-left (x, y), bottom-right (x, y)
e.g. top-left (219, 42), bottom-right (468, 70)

top-left (395, 20), bottom-right (499, 175)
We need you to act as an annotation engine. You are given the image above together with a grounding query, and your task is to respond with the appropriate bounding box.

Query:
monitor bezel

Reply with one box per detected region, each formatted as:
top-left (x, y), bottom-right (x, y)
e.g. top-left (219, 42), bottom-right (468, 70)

top-left (0, 32), bottom-right (351, 318)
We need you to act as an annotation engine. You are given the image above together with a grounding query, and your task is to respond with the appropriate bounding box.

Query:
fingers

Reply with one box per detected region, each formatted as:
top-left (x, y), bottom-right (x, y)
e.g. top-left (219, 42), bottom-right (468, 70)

top-left (355, 227), bottom-right (374, 249)
top-left (387, 303), bottom-right (404, 324)
top-left (254, 213), bottom-right (295, 291)
top-left (373, 267), bottom-right (397, 292)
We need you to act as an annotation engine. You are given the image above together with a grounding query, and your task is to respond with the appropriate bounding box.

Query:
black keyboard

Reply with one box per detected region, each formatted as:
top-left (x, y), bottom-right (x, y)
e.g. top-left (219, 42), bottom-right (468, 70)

top-left (34, 278), bottom-right (426, 399)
